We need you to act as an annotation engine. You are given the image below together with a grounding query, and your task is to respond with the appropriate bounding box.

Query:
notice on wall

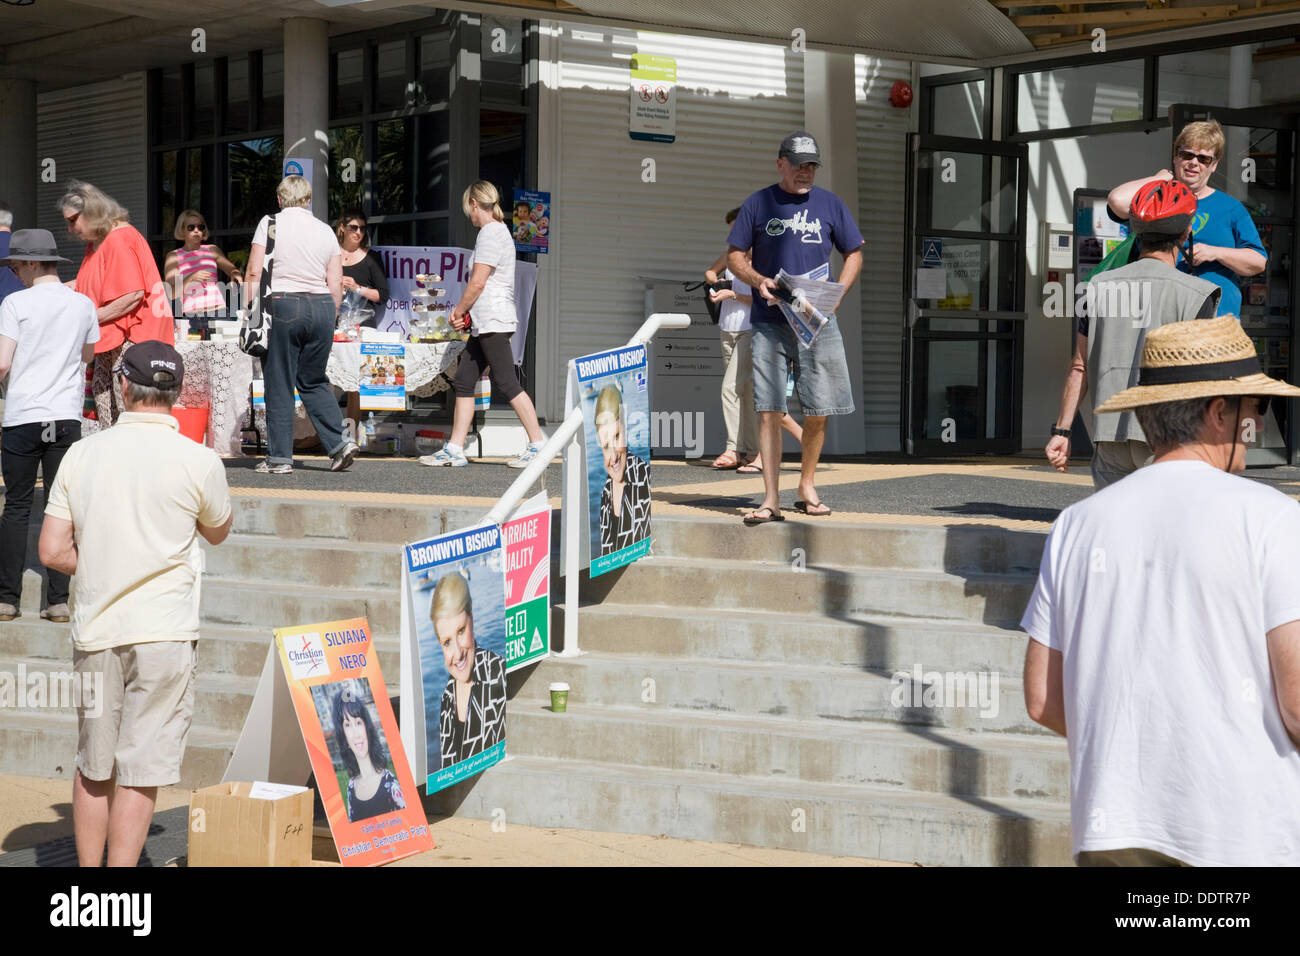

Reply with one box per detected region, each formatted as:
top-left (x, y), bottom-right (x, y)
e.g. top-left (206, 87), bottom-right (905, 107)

top-left (512, 189), bottom-right (550, 254)
top-left (629, 54), bottom-right (676, 143)
top-left (237, 618), bottom-right (433, 867)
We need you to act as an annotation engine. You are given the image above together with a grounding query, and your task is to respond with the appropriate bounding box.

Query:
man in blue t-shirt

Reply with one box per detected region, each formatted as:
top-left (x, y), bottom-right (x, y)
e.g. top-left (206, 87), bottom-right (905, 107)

top-left (726, 130), bottom-right (864, 524)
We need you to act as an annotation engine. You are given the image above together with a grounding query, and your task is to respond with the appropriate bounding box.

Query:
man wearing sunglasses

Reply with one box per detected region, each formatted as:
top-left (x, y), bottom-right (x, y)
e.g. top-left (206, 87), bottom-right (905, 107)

top-left (1108, 119), bottom-right (1267, 319)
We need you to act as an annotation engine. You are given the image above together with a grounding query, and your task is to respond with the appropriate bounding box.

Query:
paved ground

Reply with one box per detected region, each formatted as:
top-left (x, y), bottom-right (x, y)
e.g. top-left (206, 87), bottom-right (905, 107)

top-left (0, 775), bottom-right (904, 867)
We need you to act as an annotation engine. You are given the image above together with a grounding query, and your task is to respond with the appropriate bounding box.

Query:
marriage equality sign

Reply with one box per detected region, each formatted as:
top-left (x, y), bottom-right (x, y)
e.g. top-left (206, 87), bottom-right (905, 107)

top-left (503, 493), bottom-right (552, 669)
top-left (400, 525), bottom-right (509, 794)
top-left (563, 344), bottom-right (652, 578)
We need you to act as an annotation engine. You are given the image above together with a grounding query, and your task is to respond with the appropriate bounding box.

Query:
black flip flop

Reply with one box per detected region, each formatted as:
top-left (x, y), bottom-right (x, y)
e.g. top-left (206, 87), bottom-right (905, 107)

top-left (794, 500), bottom-right (832, 516)
top-left (743, 506), bottom-right (785, 525)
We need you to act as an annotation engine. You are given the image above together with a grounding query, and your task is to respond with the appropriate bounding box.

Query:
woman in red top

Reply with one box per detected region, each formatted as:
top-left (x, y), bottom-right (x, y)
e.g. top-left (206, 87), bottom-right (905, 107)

top-left (60, 180), bottom-right (173, 427)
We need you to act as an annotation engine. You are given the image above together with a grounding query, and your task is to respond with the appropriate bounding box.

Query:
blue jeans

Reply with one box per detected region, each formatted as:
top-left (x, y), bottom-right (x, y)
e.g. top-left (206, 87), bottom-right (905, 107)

top-left (0, 419), bottom-right (80, 606)
top-left (263, 293), bottom-right (346, 465)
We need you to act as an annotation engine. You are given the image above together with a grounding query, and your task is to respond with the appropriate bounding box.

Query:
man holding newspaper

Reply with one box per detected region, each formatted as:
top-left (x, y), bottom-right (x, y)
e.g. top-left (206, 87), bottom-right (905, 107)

top-left (726, 130), bottom-right (864, 524)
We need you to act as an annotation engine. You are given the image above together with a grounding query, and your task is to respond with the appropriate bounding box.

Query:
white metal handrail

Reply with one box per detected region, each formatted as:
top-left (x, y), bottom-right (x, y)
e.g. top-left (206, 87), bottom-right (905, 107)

top-left (483, 312), bottom-right (691, 657)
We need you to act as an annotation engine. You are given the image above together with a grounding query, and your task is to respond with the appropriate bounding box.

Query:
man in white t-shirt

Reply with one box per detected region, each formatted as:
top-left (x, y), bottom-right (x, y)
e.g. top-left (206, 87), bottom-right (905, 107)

top-left (0, 229), bottom-right (99, 622)
top-left (1021, 316), bottom-right (1300, 866)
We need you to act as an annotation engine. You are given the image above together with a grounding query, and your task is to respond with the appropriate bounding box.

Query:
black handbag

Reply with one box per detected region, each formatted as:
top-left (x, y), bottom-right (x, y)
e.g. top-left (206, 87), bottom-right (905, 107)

top-left (686, 279), bottom-right (732, 325)
top-left (238, 215), bottom-right (276, 358)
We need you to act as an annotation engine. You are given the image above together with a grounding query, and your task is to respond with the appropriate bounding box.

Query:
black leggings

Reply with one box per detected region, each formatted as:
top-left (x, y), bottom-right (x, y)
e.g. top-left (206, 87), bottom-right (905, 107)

top-left (453, 331), bottom-right (523, 401)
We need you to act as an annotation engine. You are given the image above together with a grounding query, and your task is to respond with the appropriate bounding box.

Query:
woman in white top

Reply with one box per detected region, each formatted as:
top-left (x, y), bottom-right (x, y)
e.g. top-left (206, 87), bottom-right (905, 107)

top-left (244, 175), bottom-right (356, 474)
top-left (420, 180), bottom-right (546, 469)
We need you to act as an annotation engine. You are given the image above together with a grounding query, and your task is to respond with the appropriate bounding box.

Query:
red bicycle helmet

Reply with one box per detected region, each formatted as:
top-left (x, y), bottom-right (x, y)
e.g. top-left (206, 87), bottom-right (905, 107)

top-left (1130, 179), bottom-right (1197, 238)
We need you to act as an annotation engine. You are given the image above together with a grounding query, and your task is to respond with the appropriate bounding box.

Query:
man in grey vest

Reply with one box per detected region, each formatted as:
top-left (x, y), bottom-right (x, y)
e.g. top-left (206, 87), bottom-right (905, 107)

top-left (1046, 180), bottom-right (1221, 488)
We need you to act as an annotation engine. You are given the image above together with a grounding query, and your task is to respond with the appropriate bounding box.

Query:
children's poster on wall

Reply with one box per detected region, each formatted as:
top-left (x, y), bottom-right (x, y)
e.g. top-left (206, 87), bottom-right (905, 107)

top-left (503, 492), bottom-right (551, 669)
top-left (274, 618), bottom-right (432, 866)
top-left (359, 342), bottom-right (406, 411)
top-left (402, 525), bottom-right (508, 793)
top-left (565, 345), bottom-right (652, 578)
top-left (511, 189), bottom-right (550, 254)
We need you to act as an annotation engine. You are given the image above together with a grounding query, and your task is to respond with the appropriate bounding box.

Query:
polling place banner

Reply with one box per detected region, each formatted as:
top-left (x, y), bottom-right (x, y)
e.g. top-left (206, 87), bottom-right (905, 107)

top-left (373, 245), bottom-right (538, 364)
top-left (359, 342), bottom-right (406, 411)
top-left (402, 525), bottom-right (508, 793)
top-left (274, 618), bottom-right (432, 866)
top-left (566, 344), bottom-right (652, 578)
top-left (503, 492), bottom-right (551, 669)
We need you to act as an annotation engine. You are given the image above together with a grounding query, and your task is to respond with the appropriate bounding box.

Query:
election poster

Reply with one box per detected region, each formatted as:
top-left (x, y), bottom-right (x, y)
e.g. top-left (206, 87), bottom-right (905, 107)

top-left (566, 344), bottom-right (652, 578)
top-left (274, 618), bottom-right (432, 867)
top-left (511, 189), bottom-right (550, 254)
top-left (372, 245), bottom-right (538, 363)
top-left (503, 492), bottom-right (551, 669)
top-left (359, 342), bottom-right (406, 411)
top-left (401, 525), bottom-right (508, 793)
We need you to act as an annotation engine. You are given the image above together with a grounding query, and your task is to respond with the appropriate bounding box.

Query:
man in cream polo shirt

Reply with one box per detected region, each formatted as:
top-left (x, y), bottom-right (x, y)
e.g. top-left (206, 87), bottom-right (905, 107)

top-left (38, 341), bottom-right (232, 867)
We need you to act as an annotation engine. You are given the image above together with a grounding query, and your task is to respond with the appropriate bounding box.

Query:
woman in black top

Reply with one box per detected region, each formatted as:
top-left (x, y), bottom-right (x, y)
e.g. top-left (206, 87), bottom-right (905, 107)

top-left (336, 208), bottom-right (388, 329)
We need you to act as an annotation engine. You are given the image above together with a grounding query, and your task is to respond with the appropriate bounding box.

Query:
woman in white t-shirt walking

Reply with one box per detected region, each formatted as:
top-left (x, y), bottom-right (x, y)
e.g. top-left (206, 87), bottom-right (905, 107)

top-left (421, 181), bottom-right (545, 468)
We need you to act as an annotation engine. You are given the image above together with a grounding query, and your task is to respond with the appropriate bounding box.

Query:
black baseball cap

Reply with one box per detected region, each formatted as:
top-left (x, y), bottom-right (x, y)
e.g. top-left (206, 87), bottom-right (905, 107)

top-left (779, 130), bottom-right (821, 166)
top-left (117, 341), bottom-right (185, 388)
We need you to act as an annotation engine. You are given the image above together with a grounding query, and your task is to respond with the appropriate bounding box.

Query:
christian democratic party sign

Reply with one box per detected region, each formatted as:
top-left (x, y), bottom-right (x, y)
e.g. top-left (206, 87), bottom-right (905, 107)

top-left (566, 344), bottom-right (652, 578)
top-left (275, 618), bottom-right (432, 866)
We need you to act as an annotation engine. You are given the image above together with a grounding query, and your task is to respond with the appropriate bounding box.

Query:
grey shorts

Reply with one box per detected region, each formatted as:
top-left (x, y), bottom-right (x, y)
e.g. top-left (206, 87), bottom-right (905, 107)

top-left (751, 315), bottom-right (855, 417)
top-left (1090, 439), bottom-right (1152, 490)
top-left (74, 640), bottom-right (198, 788)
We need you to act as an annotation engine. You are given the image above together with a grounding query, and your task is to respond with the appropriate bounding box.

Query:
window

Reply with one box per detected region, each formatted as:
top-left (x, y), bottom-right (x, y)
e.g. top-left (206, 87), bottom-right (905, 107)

top-left (931, 80), bottom-right (985, 139)
top-left (228, 136), bottom-right (283, 230)
top-left (1016, 60), bottom-right (1144, 134)
top-left (374, 40), bottom-right (407, 112)
top-left (334, 48), bottom-right (365, 118)
top-left (226, 55), bottom-right (250, 134)
top-left (261, 51), bottom-right (284, 129)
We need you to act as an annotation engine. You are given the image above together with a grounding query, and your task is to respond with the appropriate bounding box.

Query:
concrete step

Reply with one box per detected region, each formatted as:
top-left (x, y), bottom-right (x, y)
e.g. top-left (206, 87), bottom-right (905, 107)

top-left (228, 495), bottom-right (502, 546)
top-left (507, 705), bottom-right (1069, 802)
top-left (650, 515), bottom-right (1046, 575)
top-left (587, 556), bottom-right (1035, 627)
top-left (560, 603), bottom-right (1030, 675)
top-left (424, 754), bottom-right (1073, 865)
top-left (0, 709), bottom-right (232, 790)
top-left (200, 577), bottom-right (401, 636)
top-left (201, 534), bottom-right (403, 591)
top-left (0, 618), bottom-right (403, 682)
top-left (511, 653), bottom-right (1045, 735)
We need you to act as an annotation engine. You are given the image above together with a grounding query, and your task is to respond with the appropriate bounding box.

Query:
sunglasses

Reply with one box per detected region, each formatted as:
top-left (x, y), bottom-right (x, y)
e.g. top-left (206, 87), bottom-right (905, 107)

top-left (185, 223), bottom-right (206, 232)
top-left (1176, 148), bottom-right (1217, 166)
top-left (345, 223), bottom-right (366, 232)
top-left (64, 211), bottom-right (80, 227)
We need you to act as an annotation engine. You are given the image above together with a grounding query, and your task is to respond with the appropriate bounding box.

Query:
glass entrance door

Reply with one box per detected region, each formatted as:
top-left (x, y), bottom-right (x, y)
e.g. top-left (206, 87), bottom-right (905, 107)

top-left (903, 134), bottom-right (1028, 455)
top-left (1170, 103), bottom-right (1299, 466)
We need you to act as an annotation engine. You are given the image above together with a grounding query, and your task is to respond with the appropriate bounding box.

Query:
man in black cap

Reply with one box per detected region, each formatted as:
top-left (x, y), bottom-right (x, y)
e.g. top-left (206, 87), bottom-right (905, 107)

top-left (725, 130), bottom-right (864, 524)
top-left (38, 338), bottom-right (232, 866)
top-left (0, 228), bottom-right (99, 622)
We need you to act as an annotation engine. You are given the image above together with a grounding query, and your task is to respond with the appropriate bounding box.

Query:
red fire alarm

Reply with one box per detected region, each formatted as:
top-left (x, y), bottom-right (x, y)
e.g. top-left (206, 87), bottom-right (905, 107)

top-left (890, 80), bottom-right (913, 109)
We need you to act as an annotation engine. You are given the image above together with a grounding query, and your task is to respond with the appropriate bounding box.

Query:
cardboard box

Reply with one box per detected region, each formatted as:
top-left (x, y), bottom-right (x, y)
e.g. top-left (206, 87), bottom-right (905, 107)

top-left (188, 782), bottom-right (314, 867)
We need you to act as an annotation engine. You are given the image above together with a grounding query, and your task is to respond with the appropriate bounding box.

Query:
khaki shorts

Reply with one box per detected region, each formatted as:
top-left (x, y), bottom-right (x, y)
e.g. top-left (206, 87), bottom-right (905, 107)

top-left (1090, 439), bottom-right (1153, 490)
top-left (73, 640), bottom-right (197, 788)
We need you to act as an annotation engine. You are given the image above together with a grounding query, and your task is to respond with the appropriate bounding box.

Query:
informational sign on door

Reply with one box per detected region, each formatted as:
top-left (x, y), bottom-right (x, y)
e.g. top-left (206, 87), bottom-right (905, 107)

top-left (629, 54), bottom-right (676, 143)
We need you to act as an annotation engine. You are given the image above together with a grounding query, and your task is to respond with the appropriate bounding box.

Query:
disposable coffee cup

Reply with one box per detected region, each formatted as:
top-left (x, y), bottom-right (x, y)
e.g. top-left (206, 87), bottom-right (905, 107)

top-left (549, 682), bottom-right (570, 713)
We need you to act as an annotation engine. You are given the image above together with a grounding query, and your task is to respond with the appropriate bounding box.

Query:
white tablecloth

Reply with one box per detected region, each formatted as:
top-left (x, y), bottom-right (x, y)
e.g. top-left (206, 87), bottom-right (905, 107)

top-left (173, 334), bottom-right (257, 457)
top-left (325, 340), bottom-right (466, 397)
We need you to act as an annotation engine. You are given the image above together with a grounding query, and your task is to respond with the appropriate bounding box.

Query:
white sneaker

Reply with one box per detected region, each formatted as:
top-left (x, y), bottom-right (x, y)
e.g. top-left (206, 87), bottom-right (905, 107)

top-left (507, 442), bottom-right (545, 469)
top-left (420, 447), bottom-right (468, 467)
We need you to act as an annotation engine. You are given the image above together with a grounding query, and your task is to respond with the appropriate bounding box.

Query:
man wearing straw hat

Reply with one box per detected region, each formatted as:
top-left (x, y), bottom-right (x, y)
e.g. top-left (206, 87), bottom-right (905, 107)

top-left (1022, 316), bottom-right (1300, 866)
top-left (1046, 179), bottom-right (1220, 488)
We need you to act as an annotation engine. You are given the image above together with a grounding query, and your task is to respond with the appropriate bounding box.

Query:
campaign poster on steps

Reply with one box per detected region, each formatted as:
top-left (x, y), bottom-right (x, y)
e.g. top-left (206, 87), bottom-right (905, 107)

top-left (402, 525), bottom-right (508, 794)
top-left (274, 617), bottom-right (432, 866)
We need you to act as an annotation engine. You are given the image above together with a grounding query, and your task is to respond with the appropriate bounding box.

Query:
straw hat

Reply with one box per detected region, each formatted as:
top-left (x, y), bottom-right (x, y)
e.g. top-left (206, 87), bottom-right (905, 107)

top-left (1095, 315), bottom-right (1300, 412)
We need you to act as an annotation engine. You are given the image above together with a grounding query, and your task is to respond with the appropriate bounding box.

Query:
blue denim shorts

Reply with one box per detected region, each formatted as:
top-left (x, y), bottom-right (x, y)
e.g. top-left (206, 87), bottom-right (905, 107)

top-left (751, 314), bottom-right (854, 416)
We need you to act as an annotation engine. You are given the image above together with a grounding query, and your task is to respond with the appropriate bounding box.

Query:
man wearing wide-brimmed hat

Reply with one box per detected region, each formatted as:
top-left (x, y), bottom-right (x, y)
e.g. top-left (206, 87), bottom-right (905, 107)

top-left (0, 229), bottom-right (99, 623)
top-left (1022, 316), bottom-right (1300, 866)
top-left (1046, 179), bottom-right (1220, 489)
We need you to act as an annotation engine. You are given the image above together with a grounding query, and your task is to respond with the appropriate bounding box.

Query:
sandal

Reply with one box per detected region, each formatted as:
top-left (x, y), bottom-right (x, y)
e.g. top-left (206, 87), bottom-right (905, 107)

top-left (794, 499), bottom-right (831, 516)
top-left (711, 450), bottom-right (741, 469)
top-left (737, 459), bottom-right (762, 474)
top-left (743, 505), bottom-right (785, 525)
